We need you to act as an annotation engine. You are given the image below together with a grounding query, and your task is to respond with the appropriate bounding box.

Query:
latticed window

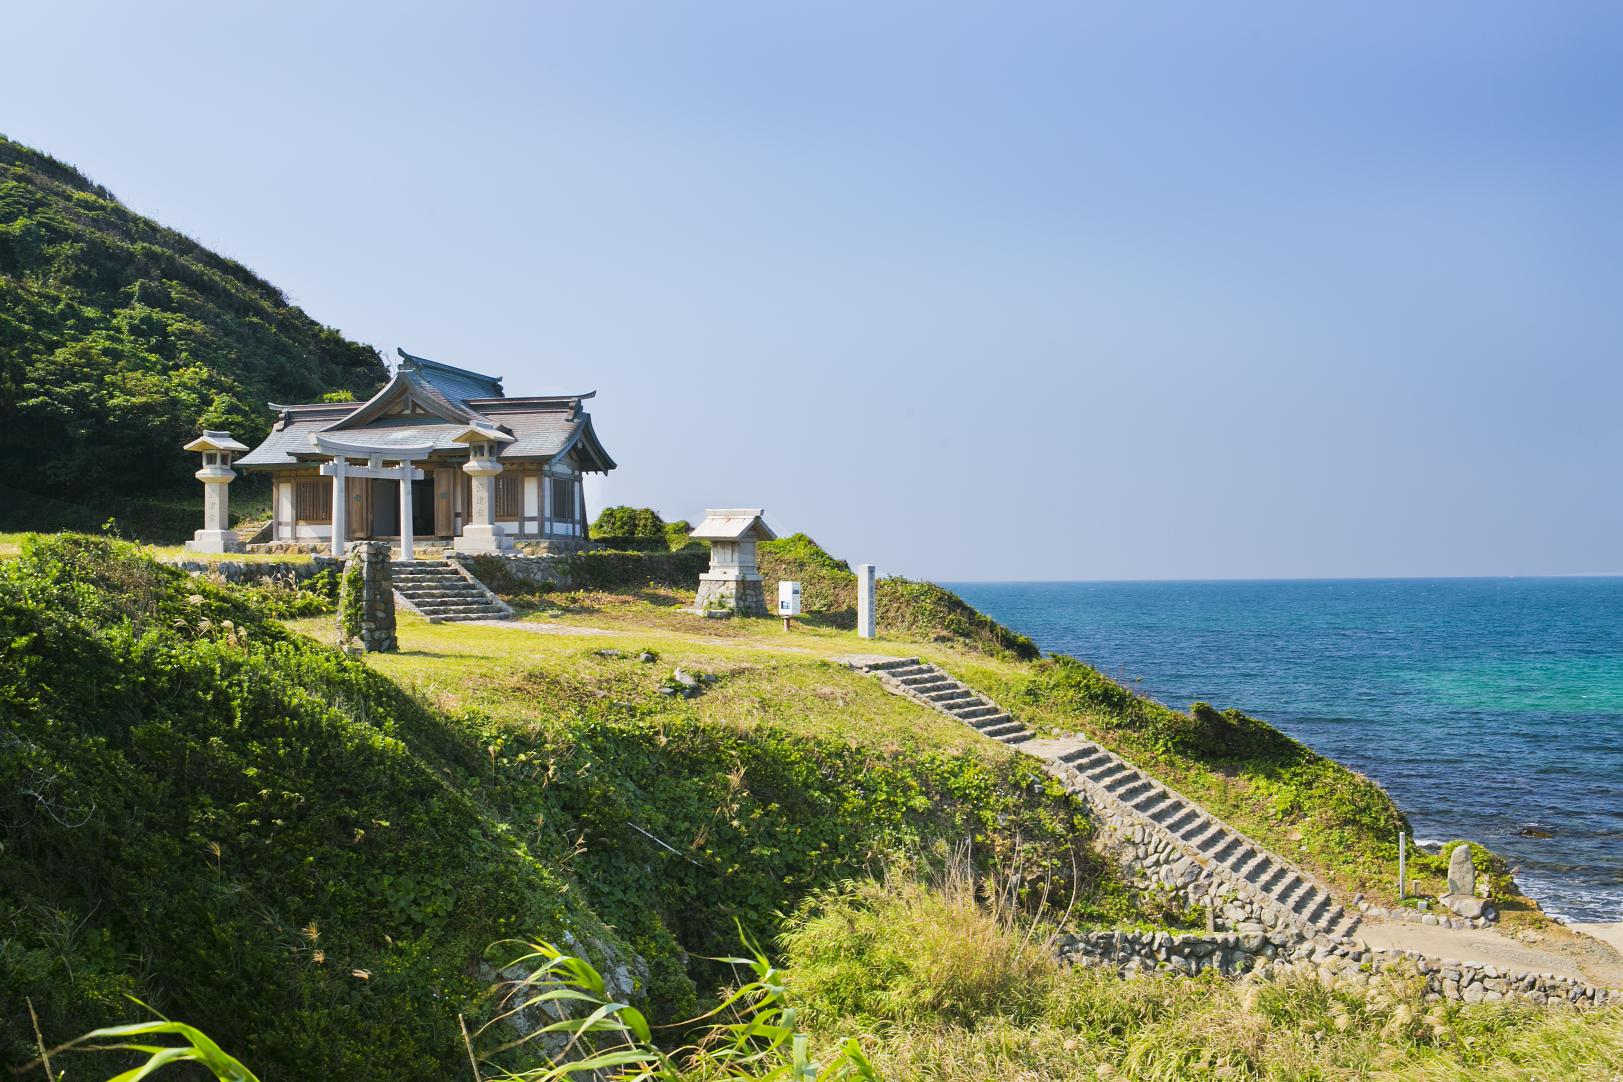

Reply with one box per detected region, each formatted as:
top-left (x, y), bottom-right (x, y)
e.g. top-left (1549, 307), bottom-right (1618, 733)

top-left (495, 473), bottom-right (523, 519)
top-left (550, 477), bottom-right (575, 522)
top-left (293, 478), bottom-right (331, 523)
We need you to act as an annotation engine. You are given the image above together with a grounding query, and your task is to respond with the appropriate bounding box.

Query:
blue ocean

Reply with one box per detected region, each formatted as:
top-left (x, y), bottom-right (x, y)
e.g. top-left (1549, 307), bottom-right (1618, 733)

top-left (948, 578), bottom-right (1623, 923)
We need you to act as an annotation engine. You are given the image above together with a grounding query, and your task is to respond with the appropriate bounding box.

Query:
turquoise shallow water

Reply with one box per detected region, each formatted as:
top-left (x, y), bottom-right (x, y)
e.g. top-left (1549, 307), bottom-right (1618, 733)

top-left (947, 578), bottom-right (1623, 922)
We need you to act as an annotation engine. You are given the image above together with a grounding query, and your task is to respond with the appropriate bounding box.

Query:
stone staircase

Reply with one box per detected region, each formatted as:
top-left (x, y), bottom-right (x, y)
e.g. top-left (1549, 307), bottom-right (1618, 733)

top-left (839, 654), bottom-right (1359, 942)
top-left (391, 560), bottom-right (511, 623)
top-left (838, 656), bottom-right (1034, 744)
top-left (1051, 738), bottom-right (1360, 941)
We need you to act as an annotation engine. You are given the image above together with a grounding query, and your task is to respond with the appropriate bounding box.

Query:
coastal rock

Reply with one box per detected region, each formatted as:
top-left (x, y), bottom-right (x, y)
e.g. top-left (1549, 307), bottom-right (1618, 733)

top-left (1447, 845), bottom-right (1475, 898)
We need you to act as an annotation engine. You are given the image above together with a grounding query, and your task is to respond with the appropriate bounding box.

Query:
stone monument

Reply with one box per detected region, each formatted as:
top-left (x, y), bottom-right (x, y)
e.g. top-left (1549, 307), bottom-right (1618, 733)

top-left (1440, 843), bottom-right (1487, 919)
top-left (183, 431), bottom-right (249, 553)
top-left (691, 509), bottom-right (776, 616)
top-left (857, 563), bottom-right (876, 639)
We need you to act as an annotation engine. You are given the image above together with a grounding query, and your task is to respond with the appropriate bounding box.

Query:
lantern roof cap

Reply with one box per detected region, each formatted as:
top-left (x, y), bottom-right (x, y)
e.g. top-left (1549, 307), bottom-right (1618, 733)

top-left (184, 430), bottom-right (249, 453)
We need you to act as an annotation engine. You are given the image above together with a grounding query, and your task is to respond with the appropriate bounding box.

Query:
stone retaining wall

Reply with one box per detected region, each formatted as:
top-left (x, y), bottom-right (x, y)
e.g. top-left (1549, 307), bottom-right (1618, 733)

top-left (168, 557), bottom-right (336, 583)
top-left (1060, 929), bottom-right (1612, 1009)
top-left (1358, 897), bottom-right (1496, 931)
top-left (1082, 794), bottom-right (1343, 943)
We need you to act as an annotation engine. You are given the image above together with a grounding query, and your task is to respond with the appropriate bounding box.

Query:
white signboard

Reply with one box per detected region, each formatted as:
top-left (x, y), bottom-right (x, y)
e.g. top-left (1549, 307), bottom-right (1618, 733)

top-left (778, 580), bottom-right (802, 617)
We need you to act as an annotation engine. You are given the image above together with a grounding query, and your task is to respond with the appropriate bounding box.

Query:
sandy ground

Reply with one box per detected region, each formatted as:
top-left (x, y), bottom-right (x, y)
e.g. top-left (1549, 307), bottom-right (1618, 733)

top-left (1572, 922), bottom-right (1623, 955)
top-left (1358, 919), bottom-right (1623, 988)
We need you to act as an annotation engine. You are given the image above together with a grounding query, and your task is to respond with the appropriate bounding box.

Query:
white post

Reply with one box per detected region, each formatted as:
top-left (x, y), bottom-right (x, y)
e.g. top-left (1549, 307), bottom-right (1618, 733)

top-left (1398, 832), bottom-right (1408, 901)
top-left (857, 563), bottom-right (876, 639)
top-left (329, 465), bottom-right (347, 559)
top-left (398, 458), bottom-right (414, 563)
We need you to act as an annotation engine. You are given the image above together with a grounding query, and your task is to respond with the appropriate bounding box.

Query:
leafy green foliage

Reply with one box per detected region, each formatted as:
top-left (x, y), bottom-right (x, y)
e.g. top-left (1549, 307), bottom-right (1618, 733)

top-left (590, 507), bottom-right (672, 552)
top-left (0, 135), bottom-right (385, 536)
top-left (23, 1010), bottom-right (263, 1082)
top-left (338, 555), bottom-right (365, 644)
top-left (474, 936), bottom-right (880, 1081)
top-left (0, 536), bottom-right (600, 1076)
top-left (552, 549), bottom-right (710, 591)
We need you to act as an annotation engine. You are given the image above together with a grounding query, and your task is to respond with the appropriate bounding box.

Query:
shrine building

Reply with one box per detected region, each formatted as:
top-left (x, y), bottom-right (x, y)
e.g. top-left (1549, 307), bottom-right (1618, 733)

top-left (223, 349), bottom-right (616, 557)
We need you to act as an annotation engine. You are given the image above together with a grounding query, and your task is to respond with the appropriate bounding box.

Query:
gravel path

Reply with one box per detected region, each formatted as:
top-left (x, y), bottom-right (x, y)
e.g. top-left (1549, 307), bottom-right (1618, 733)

top-left (1358, 919), bottom-right (1623, 988)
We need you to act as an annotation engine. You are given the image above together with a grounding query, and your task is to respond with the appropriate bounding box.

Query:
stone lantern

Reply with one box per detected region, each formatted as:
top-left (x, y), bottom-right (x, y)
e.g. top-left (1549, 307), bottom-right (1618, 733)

top-left (691, 508), bottom-right (776, 616)
top-left (453, 426), bottom-right (515, 553)
top-left (184, 430), bottom-right (249, 553)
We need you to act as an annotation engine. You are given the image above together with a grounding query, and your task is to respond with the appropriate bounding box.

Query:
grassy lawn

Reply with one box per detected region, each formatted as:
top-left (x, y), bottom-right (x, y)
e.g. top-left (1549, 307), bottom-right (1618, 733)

top-left (284, 604), bottom-right (1007, 758)
top-left (286, 584), bottom-right (1503, 917)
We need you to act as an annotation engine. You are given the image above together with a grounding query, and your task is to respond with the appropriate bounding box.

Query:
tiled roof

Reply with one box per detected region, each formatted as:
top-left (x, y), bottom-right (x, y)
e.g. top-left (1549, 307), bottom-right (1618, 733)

top-left (396, 349), bottom-right (503, 404)
top-left (237, 352), bottom-right (614, 472)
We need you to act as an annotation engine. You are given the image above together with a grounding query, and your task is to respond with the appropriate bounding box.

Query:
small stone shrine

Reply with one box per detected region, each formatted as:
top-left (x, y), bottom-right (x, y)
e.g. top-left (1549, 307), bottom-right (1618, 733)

top-left (691, 509), bottom-right (776, 616)
top-left (339, 540), bottom-right (398, 652)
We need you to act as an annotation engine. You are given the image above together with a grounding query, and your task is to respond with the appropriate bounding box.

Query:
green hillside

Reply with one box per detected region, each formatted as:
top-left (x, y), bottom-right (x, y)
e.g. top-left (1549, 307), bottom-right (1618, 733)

top-left (0, 535), bottom-right (1092, 1078)
top-left (0, 135), bottom-right (384, 537)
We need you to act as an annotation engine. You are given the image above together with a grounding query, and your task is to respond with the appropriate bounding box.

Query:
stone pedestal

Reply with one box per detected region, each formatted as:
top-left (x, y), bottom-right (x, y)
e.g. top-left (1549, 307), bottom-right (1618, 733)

top-left (456, 455), bottom-right (514, 554)
top-left (186, 467), bottom-right (245, 554)
top-left (695, 572), bottom-right (766, 616)
top-left (339, 541), bottom-right (397, 653)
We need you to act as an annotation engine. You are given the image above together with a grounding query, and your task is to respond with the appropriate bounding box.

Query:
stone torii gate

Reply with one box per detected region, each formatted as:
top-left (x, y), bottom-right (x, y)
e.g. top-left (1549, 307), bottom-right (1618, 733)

top-left (311, 435), bottom-right (430, 561)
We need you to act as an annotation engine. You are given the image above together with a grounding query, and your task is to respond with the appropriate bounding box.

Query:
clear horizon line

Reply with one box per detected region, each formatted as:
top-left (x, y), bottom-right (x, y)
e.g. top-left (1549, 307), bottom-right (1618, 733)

top-left (938, 572), bottom-right (1623, 586)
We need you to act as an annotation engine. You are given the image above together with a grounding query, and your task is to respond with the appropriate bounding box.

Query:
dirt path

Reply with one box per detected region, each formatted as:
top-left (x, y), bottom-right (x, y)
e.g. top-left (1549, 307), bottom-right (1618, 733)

top-left (468, 619), bottom-right (617, 635)
top-left (1357, 919), bottom-right (1623, 988)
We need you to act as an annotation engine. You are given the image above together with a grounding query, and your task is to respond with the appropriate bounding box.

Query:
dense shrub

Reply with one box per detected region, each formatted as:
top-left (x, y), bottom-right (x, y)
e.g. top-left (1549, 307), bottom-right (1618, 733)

top-left (590, 506), bottom-right (672, 551)
top-left (552, 548), bottom-right (709, 590)
top-left (0, 536), bottom-right (606, 1075)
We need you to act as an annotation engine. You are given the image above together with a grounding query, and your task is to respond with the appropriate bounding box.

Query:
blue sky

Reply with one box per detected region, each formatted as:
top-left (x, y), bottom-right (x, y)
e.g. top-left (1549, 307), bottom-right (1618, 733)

top-left (8, 2), bottom-right (1620, 580)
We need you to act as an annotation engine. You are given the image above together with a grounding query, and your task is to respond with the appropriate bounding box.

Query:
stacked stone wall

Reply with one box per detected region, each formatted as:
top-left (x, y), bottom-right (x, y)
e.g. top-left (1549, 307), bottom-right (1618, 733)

top-left (169, 557), bottom-right (337, 584)
top-left (1080, 791), bottom-right (1342, 942)
top-left (1061, 929), bottom-right (1611, 1009)
top-left (339, 541), bottom-right (397, 653)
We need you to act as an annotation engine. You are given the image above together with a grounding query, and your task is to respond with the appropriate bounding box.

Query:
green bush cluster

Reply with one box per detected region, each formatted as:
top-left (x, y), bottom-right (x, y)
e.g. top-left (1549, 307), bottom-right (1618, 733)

top-left (589, 505), bottom-right (672, 551)
top-left (552, 548), bottom-right (709, 590)
top-left (0, 135), bottom-right (384, 534)
top-left (0, 536), bottom-right (607, 1075)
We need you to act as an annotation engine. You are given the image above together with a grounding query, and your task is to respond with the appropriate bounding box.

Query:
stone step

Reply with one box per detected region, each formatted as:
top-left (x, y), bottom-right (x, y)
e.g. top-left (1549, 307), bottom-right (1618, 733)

top-left (925, 688), bottom-right (975, 704)
top-left (1163, 807), bottom-right (1202, 835)
top-left (952, 704), bottom-right (1000, 721)
top-left (970, 713), bottom-right (1015, 731)
top-left (1209, 836), bottom-right (1243, 865)
top-left (1132, 790), bottom-right (1171, 817)
top-left (898, 672), bottom-right (945, 687)
top-left (415, 601), bottom-right (504, 614)
top-left (1112, 779), bottom-right (1153, 803)
top-left (430, 611), bottom-right (506, 623)
top-left (864, 657), bottom-right (919, 672)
